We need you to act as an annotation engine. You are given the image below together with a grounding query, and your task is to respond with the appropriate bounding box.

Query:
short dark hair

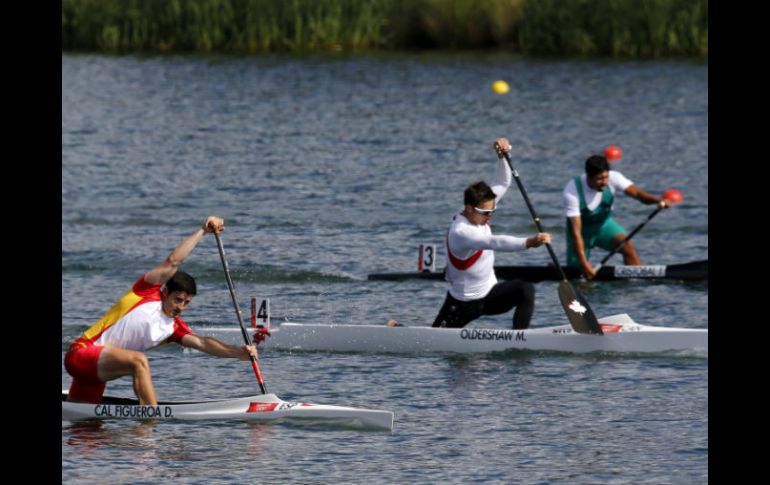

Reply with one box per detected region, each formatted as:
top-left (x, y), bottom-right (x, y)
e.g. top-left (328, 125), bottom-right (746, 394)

top-left (585, 155), bottom-right (610, 177)
top-left (165, 271), bottom-right (197, 295)
top-left (464, 181), bottom-right (497, 207)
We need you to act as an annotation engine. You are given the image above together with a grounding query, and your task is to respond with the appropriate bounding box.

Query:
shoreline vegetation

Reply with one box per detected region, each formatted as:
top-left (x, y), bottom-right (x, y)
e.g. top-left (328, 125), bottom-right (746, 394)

top-left (62, 0), bottom-right (707, 58)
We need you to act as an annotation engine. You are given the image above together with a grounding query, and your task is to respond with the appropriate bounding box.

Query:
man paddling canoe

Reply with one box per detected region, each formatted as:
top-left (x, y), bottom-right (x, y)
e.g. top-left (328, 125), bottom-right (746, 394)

top-left (64, 217), bottom-right (257, 405)
top-left (563, 155), bottom-right (670, 280)
top-left (432, 138), bottom-right (551, 330)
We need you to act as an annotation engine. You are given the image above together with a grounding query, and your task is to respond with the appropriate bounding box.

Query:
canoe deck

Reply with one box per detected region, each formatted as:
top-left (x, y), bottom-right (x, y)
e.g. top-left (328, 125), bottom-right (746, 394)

top-left (61, 391), bottom-right (394, 430)
top-left (195, 314), bottom-right (707, 356)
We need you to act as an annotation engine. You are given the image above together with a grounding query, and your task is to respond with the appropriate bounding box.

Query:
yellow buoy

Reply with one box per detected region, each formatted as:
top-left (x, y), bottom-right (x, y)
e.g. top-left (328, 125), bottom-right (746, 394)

top-left (492, 80), bottom-right (509, 94)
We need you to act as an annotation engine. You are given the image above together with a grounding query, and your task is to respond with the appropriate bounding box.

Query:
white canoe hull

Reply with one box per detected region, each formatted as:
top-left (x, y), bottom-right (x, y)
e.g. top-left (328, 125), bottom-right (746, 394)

top-left (62, 391), bottom-right (393, 430)
top-left (195, 314), bottom-right (707, 356)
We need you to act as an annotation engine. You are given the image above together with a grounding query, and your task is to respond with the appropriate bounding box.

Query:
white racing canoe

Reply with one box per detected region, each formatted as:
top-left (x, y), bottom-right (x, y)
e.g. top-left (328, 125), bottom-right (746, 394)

top-left (195, 314), bottom-right (707, 356)
top-left (62, 391), bottom-right (394, 430)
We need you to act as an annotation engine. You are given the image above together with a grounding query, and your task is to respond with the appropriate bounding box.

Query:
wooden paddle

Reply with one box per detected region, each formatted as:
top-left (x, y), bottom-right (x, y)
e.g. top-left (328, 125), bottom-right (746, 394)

top-left (499, 148), bottom-right (603, 335)
top-left (593, 189), bottom-right (683, 273)
top-left (213, 231), bottom-right (268, 394)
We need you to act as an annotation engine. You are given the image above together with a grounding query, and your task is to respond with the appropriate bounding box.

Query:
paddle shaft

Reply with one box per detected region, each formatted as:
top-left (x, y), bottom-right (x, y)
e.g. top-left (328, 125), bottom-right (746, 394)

top-left (501, 151), bottom-right (602, 335)
top-left (597, 206), bottom-right (662, 267)
top-left (213, 232), bottom-right (267, 394)
top-left (501, 152), bottom-right (568, 281)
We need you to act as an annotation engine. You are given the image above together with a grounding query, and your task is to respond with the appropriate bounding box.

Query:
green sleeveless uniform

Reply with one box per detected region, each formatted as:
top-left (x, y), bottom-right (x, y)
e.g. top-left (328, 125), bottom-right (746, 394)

top-left (566, 176), bottom-right (627, 266)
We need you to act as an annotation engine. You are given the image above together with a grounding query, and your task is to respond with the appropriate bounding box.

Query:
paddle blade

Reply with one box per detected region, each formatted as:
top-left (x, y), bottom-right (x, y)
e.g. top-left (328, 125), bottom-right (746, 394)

top-left (557, 281), bottom-right (604, 335)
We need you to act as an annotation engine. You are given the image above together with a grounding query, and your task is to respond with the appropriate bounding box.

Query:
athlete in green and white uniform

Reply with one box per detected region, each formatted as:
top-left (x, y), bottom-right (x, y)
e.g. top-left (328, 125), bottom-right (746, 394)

top-left (562, 155), bottom-right (669, 280)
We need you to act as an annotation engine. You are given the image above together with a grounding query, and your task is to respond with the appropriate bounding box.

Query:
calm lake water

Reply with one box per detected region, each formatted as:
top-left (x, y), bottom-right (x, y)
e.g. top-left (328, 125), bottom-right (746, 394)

top-left (62, 52), bottom-right (707, 484)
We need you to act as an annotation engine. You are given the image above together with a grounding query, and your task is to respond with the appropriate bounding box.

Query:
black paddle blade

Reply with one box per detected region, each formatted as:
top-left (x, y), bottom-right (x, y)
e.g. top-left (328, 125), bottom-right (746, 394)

top-left (557, 281), bottom-right (603, 335)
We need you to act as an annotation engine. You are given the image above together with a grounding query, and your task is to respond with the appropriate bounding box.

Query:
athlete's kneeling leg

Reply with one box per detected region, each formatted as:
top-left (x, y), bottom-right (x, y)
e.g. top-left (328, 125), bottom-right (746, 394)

top-left (432, 292), bottom-right (483, 328)
top-left (481, 280), bottom-right (535, 330)
top-left (97, 347), bottom-right (158, 405)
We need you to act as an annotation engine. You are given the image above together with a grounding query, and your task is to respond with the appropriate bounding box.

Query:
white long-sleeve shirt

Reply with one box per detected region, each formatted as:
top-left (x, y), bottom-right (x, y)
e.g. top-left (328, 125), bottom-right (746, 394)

top-left (445, 157), bottom-right (528, 301)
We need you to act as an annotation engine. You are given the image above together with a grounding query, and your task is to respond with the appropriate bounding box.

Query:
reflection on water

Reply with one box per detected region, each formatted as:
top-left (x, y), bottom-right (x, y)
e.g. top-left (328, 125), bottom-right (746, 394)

top-left (65, 420), bottom-right (158, 452)
top-left (65, 421), bottom-right (112, 453)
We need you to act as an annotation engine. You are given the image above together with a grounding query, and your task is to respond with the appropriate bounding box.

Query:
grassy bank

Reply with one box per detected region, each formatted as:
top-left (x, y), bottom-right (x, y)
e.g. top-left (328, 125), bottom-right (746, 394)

top-left (61, 0), bottom-right (707, 58)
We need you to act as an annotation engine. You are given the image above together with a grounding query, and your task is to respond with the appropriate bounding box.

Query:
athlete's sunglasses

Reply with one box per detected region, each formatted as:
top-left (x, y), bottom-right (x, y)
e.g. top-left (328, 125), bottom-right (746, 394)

top-left (473, 206), bottom-right (496, 216)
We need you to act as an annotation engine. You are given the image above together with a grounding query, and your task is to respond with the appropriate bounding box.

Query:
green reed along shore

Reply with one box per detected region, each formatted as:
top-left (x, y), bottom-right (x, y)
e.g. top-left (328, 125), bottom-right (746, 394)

top-left (62, 0), bottom-right (707, 58)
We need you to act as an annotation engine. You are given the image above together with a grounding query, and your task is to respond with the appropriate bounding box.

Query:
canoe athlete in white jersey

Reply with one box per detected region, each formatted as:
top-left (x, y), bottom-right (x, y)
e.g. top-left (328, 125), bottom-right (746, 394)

top-left (563, 155), bottom-right (669, 280)
top-left (64, 216), bottom-right (258, 405)
top-left (432, 138), bottom-right (551, 330)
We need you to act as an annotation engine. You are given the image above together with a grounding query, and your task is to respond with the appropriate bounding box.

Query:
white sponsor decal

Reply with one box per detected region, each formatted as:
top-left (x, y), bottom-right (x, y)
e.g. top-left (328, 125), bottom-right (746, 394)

top-left (614, 265), bottom-right (666, 278)
top-left (278, 402), bottom-right (300, 410)
top-left (568, 300), bottom-right (587, 315)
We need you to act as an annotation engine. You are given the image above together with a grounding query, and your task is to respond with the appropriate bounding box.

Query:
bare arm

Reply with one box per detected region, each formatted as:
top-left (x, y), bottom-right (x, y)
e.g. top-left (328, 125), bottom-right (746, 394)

top-left (144, 216), bottom-right (225, 286)
top-left (180, 334), bottom-right (257, 360)
top-left (567, 216), bottom-right (596, 280)
top-left (624, 185), bottom-right (668, 208)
